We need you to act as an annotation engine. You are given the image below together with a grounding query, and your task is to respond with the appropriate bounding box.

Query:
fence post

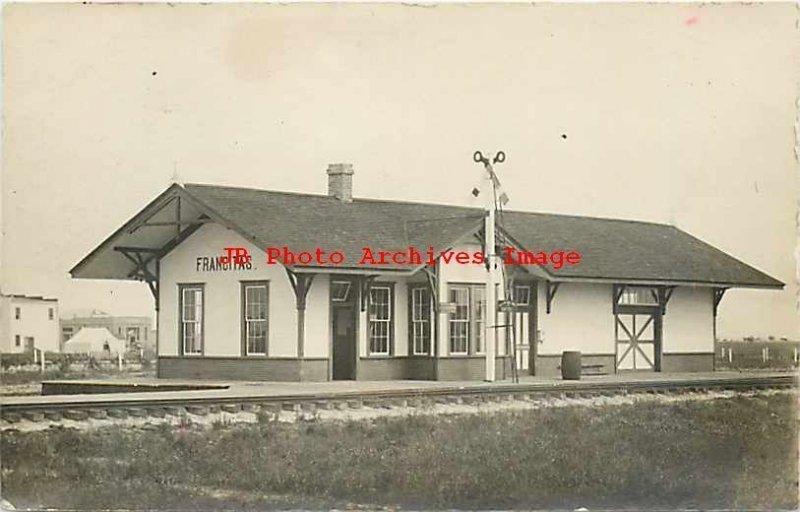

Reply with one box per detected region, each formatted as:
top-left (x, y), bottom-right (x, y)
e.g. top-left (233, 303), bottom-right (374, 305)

top-left (40, 350), bottom-right (45, 374)
top-left (118, 352), bottom-right (123, 372)
top-left (794, 347), bottom-right (798, 364)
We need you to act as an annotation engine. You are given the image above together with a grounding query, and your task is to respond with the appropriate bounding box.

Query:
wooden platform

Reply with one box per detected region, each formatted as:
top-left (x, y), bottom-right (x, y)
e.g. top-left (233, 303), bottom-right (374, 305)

top-left (4, 371), bottom-right (795, 411)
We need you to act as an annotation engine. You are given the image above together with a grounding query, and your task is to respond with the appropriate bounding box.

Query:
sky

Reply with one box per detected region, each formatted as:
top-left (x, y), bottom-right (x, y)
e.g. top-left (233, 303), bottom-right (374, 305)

top-left (2, 3), bottom-right (798, 338)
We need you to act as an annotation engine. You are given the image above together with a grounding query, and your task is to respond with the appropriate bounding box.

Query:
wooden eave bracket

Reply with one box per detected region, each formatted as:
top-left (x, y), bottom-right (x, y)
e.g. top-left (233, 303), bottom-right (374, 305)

top-left (545, 281), bottom-right (560, 314)
top-left (115, 247), bottom-right (159, 304)
top-left (713, 287), bottom-right (727, 317)
top-left (421, 266), bottom-right (439, 311)
top-left (656, 286), bottom-right (675, 315)
top-left (285, 268), bottom-right (316, 310)
top-left (126, 193), bottom-right (212, 235)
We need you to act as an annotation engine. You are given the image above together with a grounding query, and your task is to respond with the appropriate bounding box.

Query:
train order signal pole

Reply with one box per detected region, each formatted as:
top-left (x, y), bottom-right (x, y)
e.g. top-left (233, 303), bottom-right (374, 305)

top-left (473, 150), bottom-right (506, 382)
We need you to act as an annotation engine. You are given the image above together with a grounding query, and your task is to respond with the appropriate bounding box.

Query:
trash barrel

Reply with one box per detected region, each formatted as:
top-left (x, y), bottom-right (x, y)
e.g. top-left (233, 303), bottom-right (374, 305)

top-left (561, 351), bottom-right (582, 380)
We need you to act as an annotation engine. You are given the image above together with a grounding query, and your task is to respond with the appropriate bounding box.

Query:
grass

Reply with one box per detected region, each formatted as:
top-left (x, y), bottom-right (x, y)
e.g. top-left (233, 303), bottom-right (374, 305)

top-left (1, 393), bottom-right (797, 510)
top-left (0, 367), bottom-right (155, 387)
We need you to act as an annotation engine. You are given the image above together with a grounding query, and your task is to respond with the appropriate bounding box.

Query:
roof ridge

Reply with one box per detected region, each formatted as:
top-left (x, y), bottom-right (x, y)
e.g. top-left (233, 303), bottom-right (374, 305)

top-left (501, 208), bottom-right (674, 228)
top-left (185, 182), bottom-right (674, 226)
top-left (186, 181), bottom-right (484, 211)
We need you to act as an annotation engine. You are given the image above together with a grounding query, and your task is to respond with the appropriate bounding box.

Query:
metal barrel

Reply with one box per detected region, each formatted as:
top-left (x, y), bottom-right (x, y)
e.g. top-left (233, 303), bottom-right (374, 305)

top-left (561, 351), bottom-right (582, 380)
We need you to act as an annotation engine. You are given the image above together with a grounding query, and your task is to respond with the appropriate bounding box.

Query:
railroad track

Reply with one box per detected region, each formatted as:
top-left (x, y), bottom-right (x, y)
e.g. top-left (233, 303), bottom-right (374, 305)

top-left (1, 374), bottom-right (795, 425)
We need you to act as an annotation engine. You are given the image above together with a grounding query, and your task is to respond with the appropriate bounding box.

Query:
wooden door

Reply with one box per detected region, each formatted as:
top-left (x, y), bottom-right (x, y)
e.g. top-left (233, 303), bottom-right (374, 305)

top-left (615, 310), bottom-right (661, 371)
top-left (331, 279), bottom-right (357, 380)
top-left (510, 284), bottom-right (536, 375)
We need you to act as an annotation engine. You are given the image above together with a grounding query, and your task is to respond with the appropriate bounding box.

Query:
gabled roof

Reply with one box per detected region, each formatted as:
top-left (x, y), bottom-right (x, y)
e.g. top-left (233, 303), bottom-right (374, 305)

top-left (184, 183), bottom-right (486, 271)
top-left (70, 182), bottom-right (783, 289)
top-left (500, 211), bottom-right (783, 288)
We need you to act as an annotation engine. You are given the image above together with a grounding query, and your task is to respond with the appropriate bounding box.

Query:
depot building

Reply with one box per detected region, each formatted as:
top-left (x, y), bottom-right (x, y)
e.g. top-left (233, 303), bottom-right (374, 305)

top-left (70, 164), bottom-right (782, 381)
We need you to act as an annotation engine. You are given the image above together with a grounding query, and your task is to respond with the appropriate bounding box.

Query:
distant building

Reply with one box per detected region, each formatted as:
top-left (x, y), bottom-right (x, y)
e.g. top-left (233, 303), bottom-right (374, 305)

top-left (63, 327), bottom-right (126, 356)
top-left (0, 292), bottom-right (60, 353)
top-left (60, 310), bottom-right (153, 351)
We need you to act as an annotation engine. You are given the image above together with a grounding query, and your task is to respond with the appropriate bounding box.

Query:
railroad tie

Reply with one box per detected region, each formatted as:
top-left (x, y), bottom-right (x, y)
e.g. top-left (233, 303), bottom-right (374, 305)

top-left (44, 411), bottom-right (63, 421)
top-left (314, 401), bottom-right (333, 411)
top-left (107, 409), bottom-right (128, 419)
top-left (259, 404), bottom-right (281, 414)
top-left (2, 413), bottom-right (21, 424)
top-left (281, 402), bottom-right (301, 413)
top-left (406, 398), bottom-right (422, 408)
top-left (127, 408), bottom-right (148, 418)
top-left (389, 398), bottom-right (408, 408)
top-left (63, 410), bottom-right (89, 421)
top-left (22, 411), bottom-right (44, 422)
top-left (362, 399), bottom-right (382, 409)
top-left (331, 401), bottom-right (349, 411)
top-left (461, 395), bottom-right (480, 406)
top-left (146, 408), bottom-right (167, 419)
top-left (185, 405), bottom-right (209, 416)
top-left (87, 409), bottom-right (107, 420)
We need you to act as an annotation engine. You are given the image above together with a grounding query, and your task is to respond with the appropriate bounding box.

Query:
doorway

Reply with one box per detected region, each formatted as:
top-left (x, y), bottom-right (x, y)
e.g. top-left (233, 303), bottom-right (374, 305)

top-left (510, 283), bottom-right (538, 376)
top-left (331, 278), bottom-right (358, 380)
top-left (614, 286), bottom-right (663, 372)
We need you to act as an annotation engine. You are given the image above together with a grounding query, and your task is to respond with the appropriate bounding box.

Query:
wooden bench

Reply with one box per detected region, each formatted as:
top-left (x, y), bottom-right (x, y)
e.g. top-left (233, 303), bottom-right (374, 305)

top-left (580, 363), bottom-right (608, 376)
top-left (557, 363), bottom-right (608, 377)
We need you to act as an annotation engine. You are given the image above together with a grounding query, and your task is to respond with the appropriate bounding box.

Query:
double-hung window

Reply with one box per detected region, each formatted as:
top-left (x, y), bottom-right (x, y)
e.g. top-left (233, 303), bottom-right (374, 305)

top-left (179, 284), bottom-right (204, 355)
top-left (242, 282), bottom-right (269, 355)
top-left (448, 284), bottom-right (486, 355)
top-left (448, 287), bottom-right (470, 354)
top-left (368, 284), bottom-right (393, 355)
top-left (409, 286), bottom-right (432, 355)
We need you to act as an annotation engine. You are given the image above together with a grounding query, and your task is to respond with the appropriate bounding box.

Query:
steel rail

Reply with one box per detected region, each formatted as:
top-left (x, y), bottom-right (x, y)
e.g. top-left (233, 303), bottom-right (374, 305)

top-left (1, 374), bottom-right (795, 417)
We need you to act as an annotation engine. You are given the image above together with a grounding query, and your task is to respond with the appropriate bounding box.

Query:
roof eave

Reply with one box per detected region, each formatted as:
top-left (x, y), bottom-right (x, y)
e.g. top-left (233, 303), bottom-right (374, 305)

top-left (69, 183), bottom-right (185, 278)
top-left (544, 274), bottom-right (784, 289)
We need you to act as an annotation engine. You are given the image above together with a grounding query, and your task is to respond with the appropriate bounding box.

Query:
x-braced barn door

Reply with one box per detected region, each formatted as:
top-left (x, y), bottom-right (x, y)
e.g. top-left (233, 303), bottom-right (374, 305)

top-left (615, 313), bottom-right (661, 371)
top-left (614, 285), bottom-right (666, 372)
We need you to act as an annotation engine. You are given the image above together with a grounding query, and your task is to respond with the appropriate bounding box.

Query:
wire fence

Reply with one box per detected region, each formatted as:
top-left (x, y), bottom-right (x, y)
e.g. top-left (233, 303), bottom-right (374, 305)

top-left (716, 341), bottom-right (800, 370)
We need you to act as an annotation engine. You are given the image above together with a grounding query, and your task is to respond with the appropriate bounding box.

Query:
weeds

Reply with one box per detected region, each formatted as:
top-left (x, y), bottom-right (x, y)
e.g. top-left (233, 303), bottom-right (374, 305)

top-left (1, 393), bottom-right (797, 510)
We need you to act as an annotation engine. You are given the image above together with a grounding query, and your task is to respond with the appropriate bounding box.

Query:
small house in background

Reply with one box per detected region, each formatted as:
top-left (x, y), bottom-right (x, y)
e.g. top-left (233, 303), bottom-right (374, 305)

top-left (60, 310), bottom-right (153, 352)
top-left (63, 327), bottom-right (125, 357)
top-left (0, 292), bottom-right (60, 354)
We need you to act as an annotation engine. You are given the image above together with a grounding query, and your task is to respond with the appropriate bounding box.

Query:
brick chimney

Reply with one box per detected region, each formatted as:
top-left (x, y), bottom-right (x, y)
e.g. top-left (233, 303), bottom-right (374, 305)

top-left (326, 163), bottom-right (354, 203)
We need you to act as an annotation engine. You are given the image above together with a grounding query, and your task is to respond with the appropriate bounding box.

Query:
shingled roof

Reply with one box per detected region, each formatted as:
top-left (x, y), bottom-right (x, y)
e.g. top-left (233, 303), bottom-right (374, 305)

top-left (70, 182), bottom-right (783, 289)
top-left (499, 211), bottom-right (782, 288)
top-left (183, 183), bottom-right (486, 271)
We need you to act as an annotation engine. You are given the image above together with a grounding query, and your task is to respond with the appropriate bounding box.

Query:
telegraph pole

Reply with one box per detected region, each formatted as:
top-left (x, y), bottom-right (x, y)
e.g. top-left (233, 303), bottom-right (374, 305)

top-left (473, 150), bottom-right (505, 382)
